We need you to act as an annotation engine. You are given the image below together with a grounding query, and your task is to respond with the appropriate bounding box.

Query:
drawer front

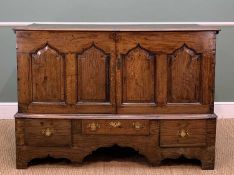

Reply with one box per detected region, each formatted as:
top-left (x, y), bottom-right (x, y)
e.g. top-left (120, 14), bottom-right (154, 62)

top-left (24, 119), bottom-right (71, 147)
top-left (82, 120), bottom-right (149, 135)
top-left (160, 120), bottom-right (206, 147)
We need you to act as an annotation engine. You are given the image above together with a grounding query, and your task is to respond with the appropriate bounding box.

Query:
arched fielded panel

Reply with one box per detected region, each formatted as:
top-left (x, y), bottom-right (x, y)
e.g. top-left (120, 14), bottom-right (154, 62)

top-left (32, 44), bottom-right (65, 102)
top-left (122, 44), bottom-right (156, 103)
top-left (77, 44), bottom-right (110, 103)
top-left (167, 44), bottom-right (202, 103)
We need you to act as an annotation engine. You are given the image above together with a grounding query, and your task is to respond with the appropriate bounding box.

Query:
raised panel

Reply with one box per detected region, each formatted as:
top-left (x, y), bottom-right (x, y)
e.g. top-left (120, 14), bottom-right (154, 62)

top-left (77, 44), bottom-right (110, 102)
top-left (31, 44), bottom-right (65, 102)
top-left (167, 44), bottom-right (202, 103)
top-left (122, 44), bottom-right (156, 103)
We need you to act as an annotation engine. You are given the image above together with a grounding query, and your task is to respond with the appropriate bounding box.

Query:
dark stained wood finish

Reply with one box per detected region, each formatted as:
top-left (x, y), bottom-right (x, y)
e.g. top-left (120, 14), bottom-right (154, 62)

top-left (14, 26), bottom-right (219, 170)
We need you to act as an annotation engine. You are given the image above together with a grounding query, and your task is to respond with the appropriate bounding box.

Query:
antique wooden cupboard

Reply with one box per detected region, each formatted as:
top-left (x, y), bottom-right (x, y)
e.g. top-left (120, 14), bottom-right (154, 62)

top-left (14, 24), bottom-right (220, 169)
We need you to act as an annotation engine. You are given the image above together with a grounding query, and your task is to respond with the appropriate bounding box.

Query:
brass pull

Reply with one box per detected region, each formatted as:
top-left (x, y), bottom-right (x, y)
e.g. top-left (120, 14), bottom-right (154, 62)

top-left (132, 122), bottom-right (144, 130)
top-left (41, 128), bottom-right (54, 137)
top-left (109, 121), bottom-right (121, 128)
top-left (178, 129), bottom-right (190, 138)
top-left (87, 122), bottom-right (100, 131)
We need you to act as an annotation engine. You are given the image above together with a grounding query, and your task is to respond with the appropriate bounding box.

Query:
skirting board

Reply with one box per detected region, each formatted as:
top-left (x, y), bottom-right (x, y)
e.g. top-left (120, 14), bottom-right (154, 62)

top-left (0, 102), bottom-right (233, 119)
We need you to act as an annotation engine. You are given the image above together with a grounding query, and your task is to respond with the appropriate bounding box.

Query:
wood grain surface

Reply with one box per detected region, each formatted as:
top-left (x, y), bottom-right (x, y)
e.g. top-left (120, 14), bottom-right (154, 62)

top-left (4, 119), bottom-right (234, 175)
top-left (15, 28), bottom-right (218, 170)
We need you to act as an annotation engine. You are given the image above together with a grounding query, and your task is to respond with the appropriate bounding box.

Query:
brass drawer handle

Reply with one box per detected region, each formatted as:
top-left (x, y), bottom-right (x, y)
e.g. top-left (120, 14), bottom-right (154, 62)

top-left (41, 128), bottom-right (54, 137)
top-left (132, 122), bottom-right (144, 130)
top-left (87, 122), bottom-right (100, 131)
top-left (178, 129), bottom-right (190, 138)
top-left (109, 121), bottom-right (121, 128)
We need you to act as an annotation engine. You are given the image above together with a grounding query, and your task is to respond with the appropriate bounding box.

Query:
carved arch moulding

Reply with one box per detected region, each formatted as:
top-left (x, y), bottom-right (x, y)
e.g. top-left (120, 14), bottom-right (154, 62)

top-left (167, 44), bottom-right (202, 103)
top-left (120, 44), bottom-right (156, 103)
top-left (31, 43), bottom-right (65, 103)
top-left (76, 43), bottom-right (111, 102)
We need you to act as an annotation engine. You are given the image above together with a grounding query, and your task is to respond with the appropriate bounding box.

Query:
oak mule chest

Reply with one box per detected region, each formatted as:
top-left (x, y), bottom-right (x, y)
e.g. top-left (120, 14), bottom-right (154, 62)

top-left (14, 24), bottom-right (220, 169)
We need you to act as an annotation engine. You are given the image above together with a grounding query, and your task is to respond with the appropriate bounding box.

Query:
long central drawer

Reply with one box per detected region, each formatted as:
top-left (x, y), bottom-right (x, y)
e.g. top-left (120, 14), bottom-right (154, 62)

top-left (82, 119), bottom-right (149, 135)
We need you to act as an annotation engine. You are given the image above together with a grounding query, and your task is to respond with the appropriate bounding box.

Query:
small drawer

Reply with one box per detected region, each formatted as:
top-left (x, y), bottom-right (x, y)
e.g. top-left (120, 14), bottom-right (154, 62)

top-left (24, 119), bottom-right (71, 147)
top-left (82, 119), bottom-right (149, 135)
top-left (160, 120), bottom-right (206, 147)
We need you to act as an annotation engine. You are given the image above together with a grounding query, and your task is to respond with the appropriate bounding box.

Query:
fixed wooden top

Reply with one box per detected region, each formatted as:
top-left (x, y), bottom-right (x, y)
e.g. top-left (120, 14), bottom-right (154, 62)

top-left (15, 113), bottom-right (217, 120)
top-left (13, 24), bottom-right (221, 32)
